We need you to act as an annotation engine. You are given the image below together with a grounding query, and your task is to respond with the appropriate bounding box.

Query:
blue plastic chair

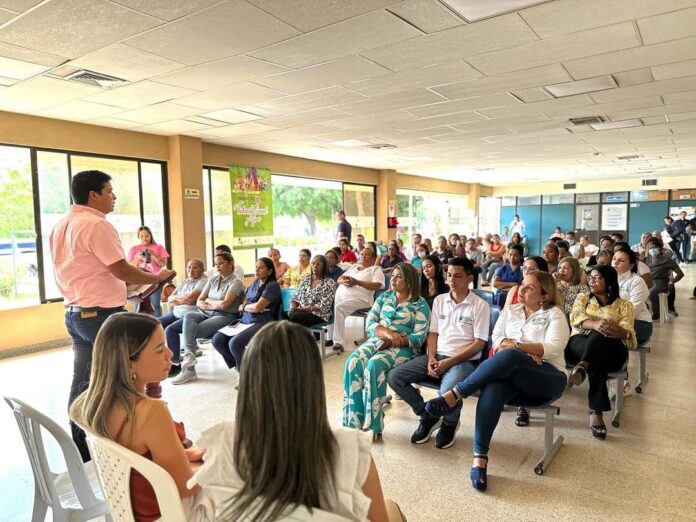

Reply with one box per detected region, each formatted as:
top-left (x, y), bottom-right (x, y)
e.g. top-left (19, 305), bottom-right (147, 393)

top-left (471, 288), bottom-right (495, 306)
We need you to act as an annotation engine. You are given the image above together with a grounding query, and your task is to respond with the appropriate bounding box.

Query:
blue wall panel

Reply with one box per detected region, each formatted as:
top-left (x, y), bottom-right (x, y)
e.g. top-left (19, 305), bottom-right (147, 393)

top-left (501, 207), bottom-right (517, 235)
top-left (518, 204), bottom-right (541, 256)
top-left (541, 204), bottom-right (574, 241)
top-left (628, 201), bottom-right (668, 245)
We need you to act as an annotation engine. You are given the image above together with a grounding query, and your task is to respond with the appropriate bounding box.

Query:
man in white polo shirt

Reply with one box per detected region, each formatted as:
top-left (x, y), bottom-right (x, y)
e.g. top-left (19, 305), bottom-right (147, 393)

top-left (388, 257), bottom-right (489, 449)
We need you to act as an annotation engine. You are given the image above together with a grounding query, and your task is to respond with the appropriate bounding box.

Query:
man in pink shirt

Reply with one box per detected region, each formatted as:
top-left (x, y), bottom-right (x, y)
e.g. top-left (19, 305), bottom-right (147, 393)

top-left (50, 170), bottom-right (174, 460)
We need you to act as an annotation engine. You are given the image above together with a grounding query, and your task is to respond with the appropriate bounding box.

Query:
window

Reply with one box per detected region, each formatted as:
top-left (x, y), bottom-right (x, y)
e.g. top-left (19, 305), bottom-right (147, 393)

top-left (0, 145), bottom-right (38, 310)
top-left (478, 196), bottom-right (501, 236)
top-left (542, 194), bottom-right (574, 204)
top-left (343, 183), bottom-right (375, 242)
top-left (396, 188), bottom-right (472, 243)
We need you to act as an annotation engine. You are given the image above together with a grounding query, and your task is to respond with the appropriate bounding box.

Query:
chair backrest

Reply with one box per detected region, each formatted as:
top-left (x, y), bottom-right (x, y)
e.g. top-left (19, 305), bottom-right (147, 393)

top-left (481, 305), bottom-right (501, 363)
top-left (472, 288), bottom-right (495, 306)
top-left (4, 396), bottom-right (104, 514)
top-left (374, 274), bottom-right (390, 301)
top-left (85, 431), bottom-right (187, 522)
top-left (281, 288), bottom-right (297, 313)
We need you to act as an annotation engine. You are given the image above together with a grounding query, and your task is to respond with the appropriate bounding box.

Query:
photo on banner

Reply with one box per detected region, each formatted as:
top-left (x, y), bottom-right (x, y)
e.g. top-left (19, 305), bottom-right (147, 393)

top-left (229, 166), bottom-right (274, 248)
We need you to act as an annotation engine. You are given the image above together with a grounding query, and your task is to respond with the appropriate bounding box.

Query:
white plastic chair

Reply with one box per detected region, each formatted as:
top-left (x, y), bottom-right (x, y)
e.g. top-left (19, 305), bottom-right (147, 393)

top-left (85, 431), bottom-right (186, 522)
top-left (4, 396), bottom-right (111, 522)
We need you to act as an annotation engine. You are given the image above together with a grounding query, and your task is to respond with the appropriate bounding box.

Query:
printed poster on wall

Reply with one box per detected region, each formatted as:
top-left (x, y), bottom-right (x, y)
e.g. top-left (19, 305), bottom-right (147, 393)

top-left (601, 204), bottom-right (627, 230)
top-left (229, 166), bottom-right (273, 248)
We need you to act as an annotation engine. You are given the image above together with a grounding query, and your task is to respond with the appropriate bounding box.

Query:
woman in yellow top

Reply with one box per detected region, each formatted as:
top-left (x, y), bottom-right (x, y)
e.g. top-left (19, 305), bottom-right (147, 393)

top-left (565, 264), bottom-right (636, 440)
top-left (283, 248), bottom-right (312, 288)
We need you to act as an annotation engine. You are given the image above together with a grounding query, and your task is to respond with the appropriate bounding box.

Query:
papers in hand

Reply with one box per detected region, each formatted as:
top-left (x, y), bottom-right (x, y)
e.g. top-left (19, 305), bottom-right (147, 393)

top-left (218, 322), bottom-right (254, 336)
top-left (127, 270), bottom-right (177, 303)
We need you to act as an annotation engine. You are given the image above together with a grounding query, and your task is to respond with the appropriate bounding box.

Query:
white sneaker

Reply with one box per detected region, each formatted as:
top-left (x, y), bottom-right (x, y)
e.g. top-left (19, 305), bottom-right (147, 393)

top-left (181, 353), bottom-right (197, 370)
top-left (172, 366), bottom-right (197, 385)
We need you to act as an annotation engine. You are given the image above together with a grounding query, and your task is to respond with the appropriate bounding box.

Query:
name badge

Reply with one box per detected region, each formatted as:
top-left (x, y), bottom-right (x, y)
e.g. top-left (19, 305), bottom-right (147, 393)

top-left (459, 315), bottom-right (473, 326)
top-left (531, 317), bottom-right (548, 327)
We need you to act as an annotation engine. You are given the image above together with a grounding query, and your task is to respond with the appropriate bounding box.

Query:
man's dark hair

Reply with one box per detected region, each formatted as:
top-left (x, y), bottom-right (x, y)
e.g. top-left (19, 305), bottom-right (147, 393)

top-left (556, 240), bottom-right (570, 251)
top-left (215, 244), bottom-right (232, 253)
top-left (448, 256), bottom-right (474, 276)
top-left (508, 244), bottom-right (524, 258)
top-left (71, 170), bottom-right (112, 205)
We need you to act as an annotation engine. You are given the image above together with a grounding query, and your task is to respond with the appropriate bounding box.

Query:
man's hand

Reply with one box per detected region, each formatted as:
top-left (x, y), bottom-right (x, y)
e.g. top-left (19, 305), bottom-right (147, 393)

top-left (185, 447), bottom-right (206, 462)
top-left (157, 269), bottom-right (175, 283)
top-left (431, 357), bottom-right (453, 377)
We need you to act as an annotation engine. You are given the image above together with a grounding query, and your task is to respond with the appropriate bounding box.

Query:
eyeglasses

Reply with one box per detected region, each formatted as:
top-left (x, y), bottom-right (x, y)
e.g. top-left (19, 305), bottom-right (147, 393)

top-left (521, 266), bottom-right (538, 272)
top-left (588, 275), bottom-right (604, 282)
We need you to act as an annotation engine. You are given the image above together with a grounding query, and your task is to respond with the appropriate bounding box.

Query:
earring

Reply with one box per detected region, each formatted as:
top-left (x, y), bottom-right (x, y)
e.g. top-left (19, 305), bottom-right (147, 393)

top-left (132, 372), bottom-right (137, 381)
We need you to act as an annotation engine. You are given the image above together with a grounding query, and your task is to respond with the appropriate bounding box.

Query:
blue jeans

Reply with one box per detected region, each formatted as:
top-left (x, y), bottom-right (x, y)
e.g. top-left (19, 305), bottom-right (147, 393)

top-left (165, 311), bottom-right (235, 363)
top-left (634, 320), bottom-right (652, 345)
top-left (135, 286), bottom-right (163, 317)
top-left (212, 322), bottom-right (266, 370)
top-left (65, 306), bottom-right (125, 461)
top-left (387, 354), bottom-right (477, 425)
top-left (452, 349), bottom-right (567, 456)
top-left (159, 311), bottom-right (178, 329)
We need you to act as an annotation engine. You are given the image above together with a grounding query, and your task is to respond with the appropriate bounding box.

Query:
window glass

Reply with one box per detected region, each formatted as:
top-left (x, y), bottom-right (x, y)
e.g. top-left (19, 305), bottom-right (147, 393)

top-left (501, 196), bottom-right (516, 207)
top-left (478, 196), bottom-right (501, 236)
top-left (601, 192), bottom-right (628, 203)
top-left (202, 169), bottom-right (213, 270)
top-left (543, 194), bottom-right (574, 204)
top-left (141, 162), bottom-right (167, 256)
top-left (517, 195), bottom-right (541, 205)
top-left (630, 191), bottom-right (667, 202)
top-left (396, 189), bottom-right (472, 244)
top-left (576, 193), bottom-right (600, 203)
top-left (0, 145), bottom-right (39, 309)
top-left (670, 188), bottom-right (696, 201)
top-left (37, 151), bottom-right (71, 301)
top-left (344, 184), bottom-right (375, 241)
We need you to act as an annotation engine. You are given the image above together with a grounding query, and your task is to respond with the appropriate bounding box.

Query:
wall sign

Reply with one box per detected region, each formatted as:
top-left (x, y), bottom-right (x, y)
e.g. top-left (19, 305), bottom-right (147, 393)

top-left (601, 204), bottom-right (627, 230)
top-left (183, 188), bottom-right (200, 199)
top-left (229, 166), bottom-right (274, 248)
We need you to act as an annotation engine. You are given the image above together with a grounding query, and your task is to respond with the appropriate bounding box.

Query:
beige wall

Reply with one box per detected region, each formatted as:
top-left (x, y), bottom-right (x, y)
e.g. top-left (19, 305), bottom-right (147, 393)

top-left (491, 175), bottom-right (696, 196)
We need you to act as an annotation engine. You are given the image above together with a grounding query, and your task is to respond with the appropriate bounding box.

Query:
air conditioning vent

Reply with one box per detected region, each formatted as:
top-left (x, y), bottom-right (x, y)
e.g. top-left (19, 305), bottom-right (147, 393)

top-left (569, 116), bottom-right (604, 126)
top-left (563, 183), bottom-right (577, 190)
top-left (64, 70), bottom-right (126, 88)
top-left (366, 143), bottom-right (397, 150)
top-left (617, 154), bottom-right (641, 161)
top-left (641, 179), bottom-right (657, 186)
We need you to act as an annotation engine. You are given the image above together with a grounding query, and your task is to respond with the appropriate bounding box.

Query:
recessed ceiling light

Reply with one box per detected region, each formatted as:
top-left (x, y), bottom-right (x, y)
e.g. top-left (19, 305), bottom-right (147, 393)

top-left (329, 139), bottom-right (372, 147)
top-left (590, 119), bottom-right (643, 131)
top-left (545, 75), bottom-right (617, 98)
top-left (438, 0), bottom-right (548, 22)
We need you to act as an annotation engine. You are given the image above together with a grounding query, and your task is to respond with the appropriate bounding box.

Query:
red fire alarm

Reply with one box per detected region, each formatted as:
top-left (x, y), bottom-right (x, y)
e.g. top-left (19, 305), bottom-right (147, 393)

top-left (387, 217), bottom-right (399, 228)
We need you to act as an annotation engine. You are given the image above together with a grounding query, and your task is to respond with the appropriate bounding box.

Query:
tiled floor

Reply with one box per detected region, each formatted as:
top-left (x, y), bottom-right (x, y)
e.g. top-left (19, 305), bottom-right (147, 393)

top-left (1, 268), bottom-right (695, 521)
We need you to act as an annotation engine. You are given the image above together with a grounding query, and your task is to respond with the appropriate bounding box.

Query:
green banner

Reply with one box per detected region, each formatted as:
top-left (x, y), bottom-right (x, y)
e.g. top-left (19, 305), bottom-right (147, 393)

top-left (229, 166), bottom-right (273, 248)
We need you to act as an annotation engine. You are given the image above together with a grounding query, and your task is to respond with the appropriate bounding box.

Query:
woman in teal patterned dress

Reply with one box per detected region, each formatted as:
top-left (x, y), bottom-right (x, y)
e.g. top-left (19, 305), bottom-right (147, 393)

top-left (343, 262), bottom-right (430, 441)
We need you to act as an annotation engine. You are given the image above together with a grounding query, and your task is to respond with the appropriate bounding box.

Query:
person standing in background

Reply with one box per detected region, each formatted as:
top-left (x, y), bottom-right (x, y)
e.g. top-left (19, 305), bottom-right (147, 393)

top-left (335, 209), bottom-right (352, 245)
top-left (674, 210), bottom-right (691, 264)
top-left (509, 214), bottom-right (526, 236)
top-left (50, 170), bottom-right (174, 461)
top-left (127, 226), bottom-right (169, 317)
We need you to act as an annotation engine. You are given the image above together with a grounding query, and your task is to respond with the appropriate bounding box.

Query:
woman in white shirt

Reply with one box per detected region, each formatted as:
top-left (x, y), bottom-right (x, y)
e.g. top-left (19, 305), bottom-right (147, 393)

top-left (188, 321), bottom-right (404, 522)
top-left (612, 247), bottom-right (652, 344)
top-left (423, 271), bottom-right (569, 492)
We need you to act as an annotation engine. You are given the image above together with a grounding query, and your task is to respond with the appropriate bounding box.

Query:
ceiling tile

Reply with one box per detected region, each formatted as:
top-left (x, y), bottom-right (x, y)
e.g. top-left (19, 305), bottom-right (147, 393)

top-left (609, 101), bottom-right (696, 121)
top-left (175, 82), bottom-right (285, 111)
top-left (349, 60), bottom-right (482, 97)
top-left (564, 36), bottom-right (696, 79)
top-left (155, 55), bottom-right (288, 91)
top-left (0, 75), bottom-right (15, 85)
top-left (637, 6), bottom-right (696, 45)
top-left (405, 93), bottom-right (522, 118)
top-left (519, 0), bottom-right (696, 39)
top-left (652, 59), bottom-right (696, 81)
top-left (249, 10), bottom-right (422, 69)
top-left (0, 7), bottom-right (15, 23)
top-left (0, 0), bottom-right (161, 59)
top-left (125, 0), bottom-right (300, 66)
top-left (590, 76), bottom-right (696, 103)
top-left (263, 123), bottom-right (338, 140)
top-left (511, 87), bottom-right (554, 103)
top-left (85, 116), bottom-right (143, 129)
top-left (134, 119), bottom-right (213, 135)
top-left (109, 102), bottom-right (202, 124)
top-left (391, 111), bottom-right (485, 133)
top-left (387, 0), bottom-right (465, 33)
top-left (69, 44), bottom-right (185, 83)
top-left (323, 110), bottom-right (415, 131)
top-left (255, 86), bottom-right (367, 114)
top-left (663, 91), bottom-right (696, 104)
top-left (0, 75), bottom-right (100, 112)
top-left (199, 108), bottom-right (263, 124)
top-left (432, 63), bottom-right (571, 100)
top-left (110, 0), bottom-right (223, 22)
top-left (543, 96), bottom-right (664, 120)
top-left (0, 41), bottom-right (66, 67)
top-left (260, 108), bottom-right (349, 128)
top-left (466, 22), bottom-right (641, 75)
top-left (612, 68), bottom-right (654, 87)
top-left (193, 121), bottom-right (279, 138)
top-left (0, 54), bottom-right (47, 79)
top-left (30, 100), bottom-right (123, 121)
top-left (84, 81), bottom-right (197, 109)
top-left (0, 0), bottom-right (41, 12)
top-left (478, 94), bottom-right (594, 120)
top-left (254, 56), bottom-right (390, 95)
top-left (362, 13), bottom-right (537, 71)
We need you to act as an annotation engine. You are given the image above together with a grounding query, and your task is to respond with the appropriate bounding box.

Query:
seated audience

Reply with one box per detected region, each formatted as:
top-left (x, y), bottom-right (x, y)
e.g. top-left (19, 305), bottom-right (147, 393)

top-left (159, 258), bottom-right (207, 329)
top-left (268, 247), bottom-right (290, 282)
top-left (169, 252), bottom-right (244, 384)
top-left (288, 255), bottom-right (337, 328)
top-left (500, 227), bottom-right (510, 242)
top-left (580, 235), bottom-right (598, 259)
top-left (423, 237), bottom-right (433, 252)
top-left (190, 321), bottom-right (404, 521)
top-left (645, 237), bottom-right (684, 319)
top-left (542, 243), bottom-right (560, 273)
top-left (565, 231), bottom-right (585, 259)
top-left (554, 257), bottom-right (590, 316)
top-left (591, 249), bottom-right (614, 267)
top-left (381, 241), bottom-right (403, 274)
top-left (368, 240), bottom-right (384, 266)
top-left (465, 238), bottom-right (485, 288)
top-left (481, 234), bottom-right (506, 284)
top-left (453, 240), bottom-right (467, 258)
top-left (424, 271), bottom-right (569, 491)
top-left (353, 234), bottom-right (366, 256)
top-left (283, 248), bottom-right (312, 288)
top-left (70, 313), bottom-right (213, 521)
top-left (612, 248), bottom-right (652, 344)
top-left (448, 233), bottom-right (461, 250)
top-left (549, 227), bottom-right (564, 240)
top-left (504, 256), bottom-right (549, 307)
top-left (343, 263), bottom-right (429, 441)
top-left (411, 242), bottom-right (430, 269)
top-left (206, 244), bottom-right (245, 281)
top-left (631, 232), bottom-right (651, 259)
top-left (420, 254), bottom-right (449, 308)
top-left (566, 265), bottom-right (636, 440)
top-left (408, 233), bottom-right (423, 259)
top-left (613, 241), bottom-right (653, 288)
top-left (387, 257), bottom-right (488, 449)
top-left (434, 236), bottom-right (454, 267)
top-left (127, 225), bottom-right (170, 316)
top-left (324, 249), bottom-right (345, 281)
top-left (211, 257), bottom-right (282, 372)
top-left (491, 244), bottom-right (524, 307)
top-left (610, 232), bottom-right (624, 243)
top-left (331, 248), bottom-right (385, 353)
top-left (508, 232), bottom-right (523, 248)
top-left (556, 240), bottom-right (571, 260)
top-left (339, 238), bottom-right (358, 264)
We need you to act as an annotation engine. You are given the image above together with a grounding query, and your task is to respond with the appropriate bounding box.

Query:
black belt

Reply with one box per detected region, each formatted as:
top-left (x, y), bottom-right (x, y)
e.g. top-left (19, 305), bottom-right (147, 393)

top-left (65, 306), bottom-right (126, 313)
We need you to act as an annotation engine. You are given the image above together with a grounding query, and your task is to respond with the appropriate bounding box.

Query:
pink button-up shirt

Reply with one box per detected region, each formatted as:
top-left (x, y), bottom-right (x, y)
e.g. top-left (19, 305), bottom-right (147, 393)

top-left (49, 205), bottom-right (127, 308)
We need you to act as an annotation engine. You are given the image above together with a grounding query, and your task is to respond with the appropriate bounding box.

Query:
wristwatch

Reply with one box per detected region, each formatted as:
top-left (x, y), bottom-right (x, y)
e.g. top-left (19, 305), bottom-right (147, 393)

top-left (514, 341), bottom-right (522, 351)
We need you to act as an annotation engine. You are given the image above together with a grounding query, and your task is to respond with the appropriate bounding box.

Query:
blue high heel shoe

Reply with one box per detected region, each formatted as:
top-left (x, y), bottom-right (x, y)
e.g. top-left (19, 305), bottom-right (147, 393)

top-left (470, 455), bottom-right (489, 492)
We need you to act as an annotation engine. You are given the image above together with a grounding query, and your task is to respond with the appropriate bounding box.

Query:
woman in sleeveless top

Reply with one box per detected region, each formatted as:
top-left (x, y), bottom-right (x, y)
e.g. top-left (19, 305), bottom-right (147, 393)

top-left (70, 313), bottom-right (213, 521)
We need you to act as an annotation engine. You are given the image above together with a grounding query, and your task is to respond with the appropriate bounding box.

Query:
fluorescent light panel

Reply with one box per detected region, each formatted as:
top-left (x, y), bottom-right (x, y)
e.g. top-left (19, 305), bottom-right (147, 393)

top-left (439, 0), bottom-right (548, 21)
top-left (545, 75), bottom-right (617, 98)
top-left (330, 139), bottom-right (372, 147)
top-left (590, 119), bottom-right (642, 130)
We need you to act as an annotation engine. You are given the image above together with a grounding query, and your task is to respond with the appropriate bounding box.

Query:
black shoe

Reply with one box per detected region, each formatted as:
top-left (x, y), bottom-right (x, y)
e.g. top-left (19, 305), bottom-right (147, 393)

top-left (435, 421), bottom-right (460, 449)
top-left (668, 309), bottom-right (679, 317)
top-left (411, 416), bottom-right (442, 444)
top-left (168, 364), bottom-right (181, 378)
top-left (325, 340), bottom-right (334, 347)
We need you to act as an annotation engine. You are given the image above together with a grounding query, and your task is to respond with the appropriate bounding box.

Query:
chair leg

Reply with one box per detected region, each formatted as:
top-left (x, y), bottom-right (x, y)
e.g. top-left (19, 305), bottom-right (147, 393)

top-left (612, 373), bottom-right (624, 428)
top-left (30, 494), bottom-right (48, 522)
top-left (534, 406), bottom-right (563, 476)
top-left (635, 348), bottom-right (649, 394)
